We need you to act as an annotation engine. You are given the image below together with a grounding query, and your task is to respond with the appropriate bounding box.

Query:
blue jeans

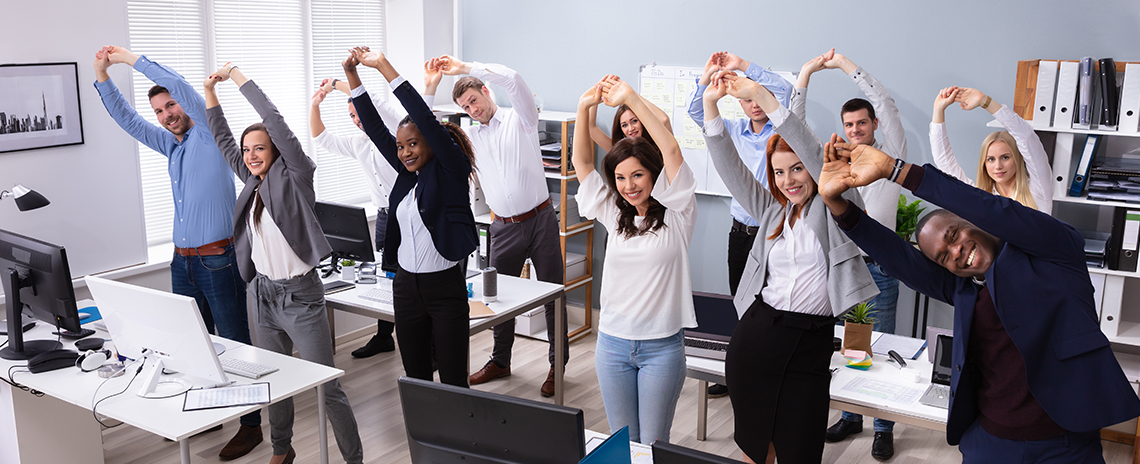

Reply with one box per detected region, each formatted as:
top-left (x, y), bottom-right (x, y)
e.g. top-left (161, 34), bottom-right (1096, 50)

top-left (170, 244), bottom-right (259, 427)
top-left (842, 261), bottom-right (900, 433)
top-left (595, 330), bottom-right (686, 444)
top-left (959, 421), bottom-right (1103, 463)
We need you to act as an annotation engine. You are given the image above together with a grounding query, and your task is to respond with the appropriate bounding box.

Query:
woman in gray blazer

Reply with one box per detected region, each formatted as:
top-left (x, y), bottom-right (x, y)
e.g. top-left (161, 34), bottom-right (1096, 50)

top-left (702, 72), bottom-right (877, 464)
top-left (204, 63), bottom-right (364, 464)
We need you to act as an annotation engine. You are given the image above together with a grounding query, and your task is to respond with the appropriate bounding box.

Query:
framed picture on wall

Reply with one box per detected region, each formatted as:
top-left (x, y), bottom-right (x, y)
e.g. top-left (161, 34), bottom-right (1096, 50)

top-left (0, 62), bottom-right (84, 153)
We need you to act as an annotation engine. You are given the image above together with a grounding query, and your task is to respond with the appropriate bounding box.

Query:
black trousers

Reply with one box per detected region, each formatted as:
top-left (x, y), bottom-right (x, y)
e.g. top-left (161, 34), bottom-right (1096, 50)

top-left (727, 224), bottom-right (758, 296)
top-left (393, 264), bottom-right (469, 387)
top-left (373, 208), bottom-right (394, 337)
top-left (725, 299), bottom-right (835, 464)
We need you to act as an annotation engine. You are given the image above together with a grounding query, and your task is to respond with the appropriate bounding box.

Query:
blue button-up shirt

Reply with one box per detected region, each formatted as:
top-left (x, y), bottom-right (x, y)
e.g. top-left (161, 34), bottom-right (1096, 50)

top-left (687, 62), bottom-right (792, 227)
top-left (95, 56), bottom-right (237, 248)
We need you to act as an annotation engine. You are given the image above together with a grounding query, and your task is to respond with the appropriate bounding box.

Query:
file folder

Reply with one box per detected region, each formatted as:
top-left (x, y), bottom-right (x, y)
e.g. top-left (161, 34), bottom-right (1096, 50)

top-left (1053, 61), bottom-right (1079, 129)
top-left (1033, 60), bottom-right (1059, 128)
top-left (1070, 134), bottom-right (1101, 197)
top-left (1118, 209), bottom-right (1140, 272)
top-left (1077, 57), bottom-right (1095, 128)
top-left (1119, 63), bottom-right (1140, 133)
top-left (1099, 58), bottom-right (1120, 130)
top-left (580, 426), bottom-right (631, 463)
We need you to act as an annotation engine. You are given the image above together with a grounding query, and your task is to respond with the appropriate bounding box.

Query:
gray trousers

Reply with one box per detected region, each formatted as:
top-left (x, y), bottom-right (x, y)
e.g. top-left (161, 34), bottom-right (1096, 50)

top-left (489, 206), bottom-right (568, 367)
top-left (251, 270), bottom-right (363, 464)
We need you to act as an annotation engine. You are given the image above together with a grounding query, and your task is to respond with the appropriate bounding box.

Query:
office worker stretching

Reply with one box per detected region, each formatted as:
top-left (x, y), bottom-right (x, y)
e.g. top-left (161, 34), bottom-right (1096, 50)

top-left (702, 73), bottom-right (876, 464)
top-left (584, 86), bottom-right (672, 153)
top-left (204, 64), bottom-right (364, 464)
top-left (344, 47), bottom-right (478, 388)
top-left (574, 76), bottom-right (697, 445)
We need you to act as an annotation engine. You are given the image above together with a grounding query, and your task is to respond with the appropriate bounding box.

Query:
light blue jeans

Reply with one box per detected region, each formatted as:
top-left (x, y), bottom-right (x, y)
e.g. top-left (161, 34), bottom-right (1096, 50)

top-left (595, 330), bottom-right (686, 444)
top-left (842, 261), bottom-right (900, 433)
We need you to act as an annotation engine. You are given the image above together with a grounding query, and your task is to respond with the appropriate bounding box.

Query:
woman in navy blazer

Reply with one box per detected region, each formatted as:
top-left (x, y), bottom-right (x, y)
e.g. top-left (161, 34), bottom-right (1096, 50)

top-left (343, 47), bottom-right (477, 387)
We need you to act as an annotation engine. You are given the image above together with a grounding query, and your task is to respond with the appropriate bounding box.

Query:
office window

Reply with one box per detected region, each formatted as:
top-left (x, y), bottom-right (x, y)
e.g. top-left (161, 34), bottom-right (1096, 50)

top-left (127, 0), bottom-right (385, 246)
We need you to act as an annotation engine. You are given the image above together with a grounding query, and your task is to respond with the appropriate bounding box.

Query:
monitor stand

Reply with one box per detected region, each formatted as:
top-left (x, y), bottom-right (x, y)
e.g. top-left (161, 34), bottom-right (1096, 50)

top-left (0, 268), bottom-right (62, 360)
top-left (137, 358), bottom-right (191, 399)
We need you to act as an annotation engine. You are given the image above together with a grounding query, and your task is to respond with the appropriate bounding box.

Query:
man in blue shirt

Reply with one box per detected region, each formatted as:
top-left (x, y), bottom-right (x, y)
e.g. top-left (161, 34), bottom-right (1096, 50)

top-left (686, 51), bottom-right (792, 398)
top-left (93, 46), bottom-right (262, 461)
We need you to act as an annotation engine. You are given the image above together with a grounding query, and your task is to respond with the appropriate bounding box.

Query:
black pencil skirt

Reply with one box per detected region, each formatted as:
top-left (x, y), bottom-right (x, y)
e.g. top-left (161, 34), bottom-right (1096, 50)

top-left (725, 298), bottom-right (836, 463)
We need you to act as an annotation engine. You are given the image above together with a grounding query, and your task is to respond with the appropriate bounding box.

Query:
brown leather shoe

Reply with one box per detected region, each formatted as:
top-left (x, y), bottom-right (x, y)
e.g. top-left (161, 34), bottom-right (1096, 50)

top-left (469, 360), bottom-right (510, 385)
top-left (270, 447), bottom-right (295, 464)
top-left (219, 424), bottom-right (263, 461)
top-left (540, 368), bottom-right (556, 397)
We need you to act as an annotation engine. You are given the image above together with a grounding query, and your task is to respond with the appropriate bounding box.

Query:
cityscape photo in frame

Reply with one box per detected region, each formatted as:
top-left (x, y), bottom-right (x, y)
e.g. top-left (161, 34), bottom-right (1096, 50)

top-left (0, 62), bottom-right (84, 153)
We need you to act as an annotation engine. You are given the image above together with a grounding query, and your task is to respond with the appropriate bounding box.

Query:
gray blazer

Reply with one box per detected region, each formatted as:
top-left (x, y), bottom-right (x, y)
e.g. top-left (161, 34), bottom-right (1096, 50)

top-left (704, 107), bottom-right (877, 318)
top-left (207, 80), bottom-right (332, 282)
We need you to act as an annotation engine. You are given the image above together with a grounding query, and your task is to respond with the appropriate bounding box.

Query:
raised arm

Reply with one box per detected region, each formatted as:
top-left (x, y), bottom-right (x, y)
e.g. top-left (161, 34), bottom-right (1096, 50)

top-left (930, 86), bottom-right (976, 186)
top-left (829, 53), bottom-right (907, 160)
top-left (602, 76), bottom-right (682, 182)
top-left (105, 46), bottom-right (210, 126)
top-left (574, 81), bottom-right (605, 183)
top-left (587, 104), bottom-right (614, 153)
top-left (686, 52), bottom-right (725, 128)
top-left (202, 69), bottom-right (248, 179)
top-left (309, 80), bottom-right (331, 138)
top-left (341, 52), bottom-right (400, 172)
top-left (790, 52), bottom-right (828, 121)
top-left (223, 64), bottom-right (315, 178)
top-left (702, 73), bottom-right (776, 220)
top-left (440, 56), bottom-right (539, 129)
top-left (92, 47), bottom-right (174, 155)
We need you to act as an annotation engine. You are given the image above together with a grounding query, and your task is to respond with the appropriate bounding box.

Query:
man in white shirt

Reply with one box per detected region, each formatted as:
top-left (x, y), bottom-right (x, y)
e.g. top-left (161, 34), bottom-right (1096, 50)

top-left (794, 49), bottom-right (906, 461)
top-left (309, 56), bottom-right (437, 358)
top-left (432, 55), bottom-right (566, 397)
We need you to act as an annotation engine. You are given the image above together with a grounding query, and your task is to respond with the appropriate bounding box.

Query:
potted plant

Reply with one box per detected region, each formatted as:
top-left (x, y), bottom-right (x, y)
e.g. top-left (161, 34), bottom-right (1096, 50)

top-left (843, 301), bottom-right (877, 357)
top-left (896, 194), bottom-right (926, 243)
top-left (340, 259), bottom-right (356, 281)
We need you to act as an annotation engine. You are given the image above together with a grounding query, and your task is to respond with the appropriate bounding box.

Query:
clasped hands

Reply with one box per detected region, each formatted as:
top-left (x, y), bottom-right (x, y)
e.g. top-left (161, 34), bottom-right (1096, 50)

top-left (578, 74), bottom-right (636, 109)
top-left (819, 133), bottom-right (897, 200)
top-left (935, 86), bottom-right (989, 111)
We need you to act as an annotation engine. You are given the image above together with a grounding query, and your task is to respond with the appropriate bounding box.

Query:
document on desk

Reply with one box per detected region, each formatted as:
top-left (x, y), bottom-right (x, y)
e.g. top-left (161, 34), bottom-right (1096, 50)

top-left (183, 383), bottom-right (271, 411)
top-left (871, 333), bottom-right (927, 359)
top-left (584, 436), bottom-right (652, 464)
top-left (841, 377), bottom-right (923, 405)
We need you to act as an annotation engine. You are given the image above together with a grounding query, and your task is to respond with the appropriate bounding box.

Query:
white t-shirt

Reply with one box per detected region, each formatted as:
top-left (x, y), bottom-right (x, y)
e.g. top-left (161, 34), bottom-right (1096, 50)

top-left (577, 161), bottom-right (698, 340)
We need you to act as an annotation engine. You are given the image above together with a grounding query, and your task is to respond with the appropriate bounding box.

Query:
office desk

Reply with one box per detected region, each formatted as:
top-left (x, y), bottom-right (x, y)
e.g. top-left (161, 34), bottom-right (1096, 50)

top-left (0, 324), bottom-right (343, 464)
top-left (686, 329), bottom-right (946, 441)
top-left (322, 274), bottom-right (569, 405)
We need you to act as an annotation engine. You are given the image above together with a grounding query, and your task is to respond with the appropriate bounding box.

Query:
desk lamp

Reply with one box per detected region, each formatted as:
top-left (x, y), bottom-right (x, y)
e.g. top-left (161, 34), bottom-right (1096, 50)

top-left (1, 185), bottom-right (50, 211)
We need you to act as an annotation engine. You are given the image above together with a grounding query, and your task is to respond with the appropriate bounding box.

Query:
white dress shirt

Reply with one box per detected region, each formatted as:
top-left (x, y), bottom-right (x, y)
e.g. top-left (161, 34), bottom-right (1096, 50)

top-left (463, 62), bottom-right (548, 218)
top-left (248, 200), bottom-right (313, 280)
top-left (760, 210), bottom-right (832, 316)
top-left (395, 186), bottom-right (456, 273)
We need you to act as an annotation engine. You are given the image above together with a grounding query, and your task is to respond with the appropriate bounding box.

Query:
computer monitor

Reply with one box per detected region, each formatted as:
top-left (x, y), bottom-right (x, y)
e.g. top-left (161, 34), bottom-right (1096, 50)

top-left (315, 201), bottom-right (376, 264)
top-left (397, 376), bottom-right (586, 463)
top-left (652, 441), bottom-right (745, 464)
top-left (84, 275), bottom-right (230, 398)
top-left (0, 228), bottom-right (82, 360)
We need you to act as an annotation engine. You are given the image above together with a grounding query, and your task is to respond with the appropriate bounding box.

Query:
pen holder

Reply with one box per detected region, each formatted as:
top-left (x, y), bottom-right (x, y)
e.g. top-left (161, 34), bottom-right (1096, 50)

top-left (482, 267), bottom-right (497, 303)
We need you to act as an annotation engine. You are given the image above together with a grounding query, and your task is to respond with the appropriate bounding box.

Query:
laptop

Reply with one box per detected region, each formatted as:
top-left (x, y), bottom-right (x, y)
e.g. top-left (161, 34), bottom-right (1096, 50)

top-left (653, 441), bottom-right (745, 464)
top-left (919, 334), bottom-right (953, 409)
top-left (683, 292), bottom-right (738, 360)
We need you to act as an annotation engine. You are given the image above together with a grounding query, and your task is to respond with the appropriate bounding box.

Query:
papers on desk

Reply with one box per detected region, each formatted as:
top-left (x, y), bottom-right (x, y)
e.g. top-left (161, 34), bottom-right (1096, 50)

top-left (871, 333), bottom-right (927, 360)
top-left (183, 382), bottom-right (270, 411)
top-left (469, 301), bottom-right (495, 319)
top-left (841, 377), bottom-right (924, 405)
top-left (583, 428), bottom-right (652, 464)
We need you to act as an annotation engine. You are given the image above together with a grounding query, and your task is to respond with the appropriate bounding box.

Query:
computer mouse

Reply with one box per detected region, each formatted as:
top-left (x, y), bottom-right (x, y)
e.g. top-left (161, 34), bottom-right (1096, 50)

top-left (75, 337), bottom-right (105, 351)
top-left (27, 349), bottom-right (80, 374)
top-left (78, 312), bottom-right (91, 319)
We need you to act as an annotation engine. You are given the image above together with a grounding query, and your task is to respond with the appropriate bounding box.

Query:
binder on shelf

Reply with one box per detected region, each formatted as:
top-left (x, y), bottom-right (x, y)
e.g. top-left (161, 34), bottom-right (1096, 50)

top-left (1069, 134), bottom-right (1102, 197)
top-left (1117, 209), bottom-right (1140, 272)
top-left (1013, 60), bottom-right (1040, 120)
top-left (1033, 60), bottom-right (1060, 128)
top-left (1119, 63), bottom-right (1140, 134)
top-left (1052, 61), bottom-right (1079, 129)
top-left (1099, 58), bottom-right (1120, 131)
top-left (1077, 57), bottom-right (1095, 128)
top-left (1109, 208), bottom-right (1126, 270)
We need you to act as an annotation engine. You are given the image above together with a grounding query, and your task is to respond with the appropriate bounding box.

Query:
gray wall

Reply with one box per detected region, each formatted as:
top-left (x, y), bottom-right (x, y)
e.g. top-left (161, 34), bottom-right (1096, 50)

top-left (459, 0), bottom-right (1140, 331)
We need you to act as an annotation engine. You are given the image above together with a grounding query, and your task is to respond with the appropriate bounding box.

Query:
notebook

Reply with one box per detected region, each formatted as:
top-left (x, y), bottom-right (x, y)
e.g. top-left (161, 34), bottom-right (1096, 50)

top-left (683, 292), bottom-right (738, 360)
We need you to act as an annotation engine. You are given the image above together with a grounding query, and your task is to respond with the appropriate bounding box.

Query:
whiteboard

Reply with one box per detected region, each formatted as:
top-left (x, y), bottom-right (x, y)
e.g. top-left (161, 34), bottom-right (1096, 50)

top-left (638, 64), bottom-right (795, 196)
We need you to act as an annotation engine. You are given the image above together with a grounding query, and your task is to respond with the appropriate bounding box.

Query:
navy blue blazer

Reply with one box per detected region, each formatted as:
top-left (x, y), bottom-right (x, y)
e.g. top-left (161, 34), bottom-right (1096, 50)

top-left (843, 165), bottom-right (1140, 445)
top-left (353, 81), bottom-right (477, 270)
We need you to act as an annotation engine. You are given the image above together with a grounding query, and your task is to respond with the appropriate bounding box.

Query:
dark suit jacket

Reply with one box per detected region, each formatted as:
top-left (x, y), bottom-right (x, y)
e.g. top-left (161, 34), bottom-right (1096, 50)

top-left (353, 80), bottom-right (477, 270)
top-left (208, 80), bottom-right (331, 282)
top-left (842, 165), bottom-right (1140, 445)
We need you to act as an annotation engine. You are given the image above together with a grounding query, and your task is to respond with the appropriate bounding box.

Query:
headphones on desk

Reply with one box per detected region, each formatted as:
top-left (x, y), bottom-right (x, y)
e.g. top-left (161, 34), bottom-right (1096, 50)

top-left (77, 349), bottom-right (113, 372)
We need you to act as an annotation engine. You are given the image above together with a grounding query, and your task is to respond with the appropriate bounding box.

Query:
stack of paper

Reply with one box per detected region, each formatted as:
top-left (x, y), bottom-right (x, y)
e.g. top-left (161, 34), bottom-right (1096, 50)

top-left (843, 349), bottom-right (872, 370)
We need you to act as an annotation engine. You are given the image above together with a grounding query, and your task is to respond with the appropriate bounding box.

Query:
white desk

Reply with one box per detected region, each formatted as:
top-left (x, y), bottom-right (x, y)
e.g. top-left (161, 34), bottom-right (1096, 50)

top-left (686, 328), bottom-right (947, 440)
top-left (322, 273), bottom-right (569, 404)
top-left (0, 323), bottom-right (343, 464)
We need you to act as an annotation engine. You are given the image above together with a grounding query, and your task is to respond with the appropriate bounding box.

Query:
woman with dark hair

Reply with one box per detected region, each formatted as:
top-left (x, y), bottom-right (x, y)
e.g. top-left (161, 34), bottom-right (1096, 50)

top-left (585, 96), bottom-right (672, 152)
top-left (342, 47), bottom-right (478, 388)
top-left (573, 75), bottom-right (697, 445)
top-left (204, 63), bottom-right (363, 464)
top-left (702, 71), bottom-right (876, 464)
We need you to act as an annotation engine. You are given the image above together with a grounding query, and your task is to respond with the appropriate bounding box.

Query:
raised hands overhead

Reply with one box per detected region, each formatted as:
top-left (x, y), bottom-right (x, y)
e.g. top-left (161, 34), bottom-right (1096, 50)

top-left (954, 87), bottom-right (990, 111)
top-left (351, 46), bottom-right (385, 69)
top-left (312, 78), bottom-right (331, 106)
top-left (934, 87), bottom-right (960, 112)
top-left (578, 78), bottom-right (604, 109)
top-left (819, 133), bottom-right (856, 200)
top-left (93, 48), bottom-right (112, 73)
top-left (100, 46), bottom-right (140, 67)
top-left (600, 75), bottom-right (636, 108)
top-left (342, 52), bottom-right (360, 72)
top-left (424, 57), bottom-right (444, 93)
top-left (203, 63), bottom-right (232, 90)
top-left (699, 51), bottom-right (727, 85)
top-left (436, 55), bottom-right (471, 76)
top-left (721, 52), bottom-right (750, 72)
top-left (830, 135), bottom-right (896, 189)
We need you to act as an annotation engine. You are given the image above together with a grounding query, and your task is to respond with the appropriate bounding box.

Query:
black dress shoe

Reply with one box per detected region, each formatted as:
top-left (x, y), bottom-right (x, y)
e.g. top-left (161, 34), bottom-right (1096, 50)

top-left (351, 334), bottom-right (395, 358)
top-left (824, 418), bottom-right (863, 442)
top-left (707, 383), bottom-right (729, 398)
top-left (871, 431), bottom-right (894, 460)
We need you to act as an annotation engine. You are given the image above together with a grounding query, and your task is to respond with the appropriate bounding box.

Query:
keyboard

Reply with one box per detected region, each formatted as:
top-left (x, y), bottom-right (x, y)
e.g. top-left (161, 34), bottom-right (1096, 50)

top-left (220, 358), bottom-right (279, 379)
top-left (359, 288), bottom-right (394, 305)
top-left (684, 338), bottom-right (729, 352)
top-left (54, 328), bottom-right (96, 339)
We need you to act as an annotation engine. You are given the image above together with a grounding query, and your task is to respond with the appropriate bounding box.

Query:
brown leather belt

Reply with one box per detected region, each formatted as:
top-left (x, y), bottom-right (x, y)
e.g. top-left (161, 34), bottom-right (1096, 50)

top-left (497, 198), bottom-right (552, 224)
top-left (175, 237), bottom-right (234, 257)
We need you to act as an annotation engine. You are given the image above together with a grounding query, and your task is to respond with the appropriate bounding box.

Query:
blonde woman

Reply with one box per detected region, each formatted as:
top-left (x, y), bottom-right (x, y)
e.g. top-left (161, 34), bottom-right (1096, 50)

top-left (931, 86), bottom-right (1052, 213)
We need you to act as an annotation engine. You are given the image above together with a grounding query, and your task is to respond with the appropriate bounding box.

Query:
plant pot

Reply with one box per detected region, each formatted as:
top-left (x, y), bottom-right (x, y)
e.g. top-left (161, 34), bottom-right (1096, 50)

top-left (341, 264), bottom-right (356, 282)
top-left (843, 321), bottom-right (874, 357)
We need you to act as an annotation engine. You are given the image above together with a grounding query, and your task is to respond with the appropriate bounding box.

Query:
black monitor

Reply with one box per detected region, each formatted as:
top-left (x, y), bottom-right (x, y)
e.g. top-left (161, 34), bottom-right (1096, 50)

top-left (0, 229), bottom-right (82, 360)
top-left (652, 441), bottom-right (745, 464)
top-left (397, 376), bottom-right (585, 463)
top-left (315, 201), bottom-right (375, 275)
top-left (687, 292), bottom-right (738, 340)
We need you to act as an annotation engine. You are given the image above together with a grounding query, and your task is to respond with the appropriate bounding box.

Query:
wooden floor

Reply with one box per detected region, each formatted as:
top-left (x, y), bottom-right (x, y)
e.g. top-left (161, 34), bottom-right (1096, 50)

top-left (102, 329), bottom-right (1135, 463)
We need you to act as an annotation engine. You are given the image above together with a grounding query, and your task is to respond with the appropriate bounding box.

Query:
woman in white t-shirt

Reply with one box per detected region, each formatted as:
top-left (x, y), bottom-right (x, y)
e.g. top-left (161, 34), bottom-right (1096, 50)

top-left (573, 75), bottom-right (698, 445)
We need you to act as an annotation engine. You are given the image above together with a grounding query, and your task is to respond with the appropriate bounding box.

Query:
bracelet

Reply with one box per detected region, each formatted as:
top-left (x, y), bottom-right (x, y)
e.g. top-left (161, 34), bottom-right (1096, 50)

top-left (224, 63), bottom-right (238, 73)
top-left (331, 78), bottom-right (339, 89)
top-left (887, 158), bottom-right (905, 182)
top-left (980, 95), bottom-right (992, 110)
